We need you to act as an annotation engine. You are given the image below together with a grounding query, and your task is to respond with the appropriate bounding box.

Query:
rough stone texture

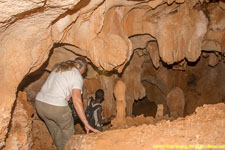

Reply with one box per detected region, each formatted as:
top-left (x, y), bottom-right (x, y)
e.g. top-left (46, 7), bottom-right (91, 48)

top-left (203, 3), bottom-right (225, 54)
top-left (125, 2), bottom-right (208, 64)
top-left (132, 97), bottom-right (157, 117)
top-left (208, 52), bottom-right (220, 67)
top-left (155, 104), bottom-right (164, 119)
top-left (63, 3), bottom-right (133, 72)
top-left (99, 75), bottom-right (117, 118)
top-left (220, 1), bottom-right (225, 10)
top-left (166, 87), bottom-right (185, 118)
top-left (46, 47), bottom-right (78, 71)
top-left (112, 80), bottom-right (127, 127)
top-left (23, 72), bottom-right (49, 101)
top-left (146, 41), bottom-right (160, 69)
top-left (3, 92), bottom-right (34, 150)
top-left (121, 53), bottom-right (146, 116)
top-left (0, 0), bottom-right (224, 148)
top-left (184, 57), bottom-right (225, 115)
top-left (129, 34), bottom-right (155, 51)
top-left (0, 0), bottom-right (80, 146)
top-left (142, 53), bottom-right (225, 116)
top-left (65, 103), bottom-right (225, 150)
top-left (154, 3), bottom-right (208, 64)
top-left (32, 114), bottom-right (56, 150)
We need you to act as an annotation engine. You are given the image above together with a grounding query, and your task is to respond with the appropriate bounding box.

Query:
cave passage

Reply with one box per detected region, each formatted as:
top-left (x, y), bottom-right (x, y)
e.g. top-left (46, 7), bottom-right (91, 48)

top-left (132, 97), bottom-right (157, 117)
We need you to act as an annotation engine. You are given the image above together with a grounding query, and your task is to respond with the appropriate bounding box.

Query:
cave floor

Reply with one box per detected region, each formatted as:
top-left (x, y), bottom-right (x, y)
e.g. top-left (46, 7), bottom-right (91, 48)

top-left (65, 103), bottom-right (225, 150)
top-left (31, 103), bottom-right (225, 150)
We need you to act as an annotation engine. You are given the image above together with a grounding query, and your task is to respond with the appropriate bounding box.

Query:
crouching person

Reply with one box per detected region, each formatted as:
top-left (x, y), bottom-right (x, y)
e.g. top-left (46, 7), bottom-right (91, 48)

top-left (86, 89), bottom-right (113, 131)
top-left (35, 57), bottom-right (99, 150)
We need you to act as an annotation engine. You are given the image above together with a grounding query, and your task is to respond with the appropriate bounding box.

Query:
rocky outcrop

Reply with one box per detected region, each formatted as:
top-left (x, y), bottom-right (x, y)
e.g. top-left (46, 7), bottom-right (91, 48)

top-left (0, 1), bottom-right (81, 146)
top-left (166, 87), bottom-right (185, 118)
top-left (111, 80), bottom-right (127, 127)
top-left (121, 53), bottom-right (146, 116)
top-left (65, 103), bottom-right (225, 150)
top-left (201, 3), bottom-right (225, 66)
top-left (3, 92), bottom-right (34, 150)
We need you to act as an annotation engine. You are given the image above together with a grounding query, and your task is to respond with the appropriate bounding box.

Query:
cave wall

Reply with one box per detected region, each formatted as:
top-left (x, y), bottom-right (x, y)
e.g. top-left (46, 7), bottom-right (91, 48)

top-left (0, 0), bottom-right (225, 148)
top-left (3, 92), bottom-right (34, 150)
top-left (121, 52), bottom-right (146, 116)
top-left (142, 53), bottom-right (225, 116)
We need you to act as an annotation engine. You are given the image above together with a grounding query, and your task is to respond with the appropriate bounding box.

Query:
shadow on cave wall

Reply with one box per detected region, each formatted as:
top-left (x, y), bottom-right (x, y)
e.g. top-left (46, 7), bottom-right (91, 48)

top-left (17, 47), bottom-right (54, 92)
top-left (132, 97), bottom-right (157, 117)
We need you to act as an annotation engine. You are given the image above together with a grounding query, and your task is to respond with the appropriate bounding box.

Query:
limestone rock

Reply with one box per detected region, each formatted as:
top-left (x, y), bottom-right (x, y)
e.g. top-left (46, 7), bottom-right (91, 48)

top-left (155, 3), bottom-right (208, 64)
top-left (112, 80), bottom-right (127, 127)
top-left (0, 1), bottom-right (225, 149)
top-left (204, 4), bottom-right (225, 54)
top-left (65, 103), bottom-right (225, 150)
top-left (167, 87), bottom-right (185, 118)
top-left (122, 53), bottom-right (146, 116)
top-left (155, 104), bottom-right (164, 119)
top-left (208, 52), bottom-right (220, 67)
top-left (219, 1), bottom-right (225, 10)
top-left (202, 40), bottom-right (221, 52)
top-left (3, 92), bottom-right (33, 150)
top-left (146, 41), bottom-right (160, 69)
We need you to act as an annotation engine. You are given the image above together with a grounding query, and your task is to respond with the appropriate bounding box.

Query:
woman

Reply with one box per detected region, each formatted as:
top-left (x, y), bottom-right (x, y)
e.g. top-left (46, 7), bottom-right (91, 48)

top-left (35, 57), bottom-right (99, 150)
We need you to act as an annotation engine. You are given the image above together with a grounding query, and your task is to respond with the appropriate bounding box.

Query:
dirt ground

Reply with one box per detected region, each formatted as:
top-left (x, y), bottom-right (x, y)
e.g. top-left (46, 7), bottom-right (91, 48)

top-left (32, 103), bottom-right (225, 150)
top-left (64, 103), bottom-right (225, 150)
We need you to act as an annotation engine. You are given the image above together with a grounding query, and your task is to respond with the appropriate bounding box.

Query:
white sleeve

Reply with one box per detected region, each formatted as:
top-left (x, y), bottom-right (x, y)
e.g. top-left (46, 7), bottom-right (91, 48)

top-left (71, 73), bottom-right (83, 93)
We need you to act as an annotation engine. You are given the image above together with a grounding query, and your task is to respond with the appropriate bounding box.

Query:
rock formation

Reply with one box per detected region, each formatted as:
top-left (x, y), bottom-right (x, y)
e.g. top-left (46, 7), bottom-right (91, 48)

top-left (3, 92), bottom-right (34, 150)
top-left (111, 80), bottom-right (127, 127)
top-left (0, 0), bottom-right (225, 149)
top-left (166, 87), bottom-right (185, 118)
top-left (65, 103), bottom-right (225, 150)
top-left (155, 104), bottom-right (164, 119)
top-left (122, 53), bottom-right (146, 116)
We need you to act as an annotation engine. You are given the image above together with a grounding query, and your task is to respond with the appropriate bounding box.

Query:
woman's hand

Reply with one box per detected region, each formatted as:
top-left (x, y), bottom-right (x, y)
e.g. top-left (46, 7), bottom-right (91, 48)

top-left (72, 89), bottom-right (100, 134)
top-left (84, 124), bottom-right (100, 134)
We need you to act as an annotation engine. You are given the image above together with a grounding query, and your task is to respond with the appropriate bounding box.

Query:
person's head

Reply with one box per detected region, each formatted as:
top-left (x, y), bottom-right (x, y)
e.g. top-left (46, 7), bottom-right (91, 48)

top-left (53, 56), bottom-right (88, 75)
top-left (95, 89), bottom-right (104, 103)
top-left (74, 56), bottom-right (88, 75)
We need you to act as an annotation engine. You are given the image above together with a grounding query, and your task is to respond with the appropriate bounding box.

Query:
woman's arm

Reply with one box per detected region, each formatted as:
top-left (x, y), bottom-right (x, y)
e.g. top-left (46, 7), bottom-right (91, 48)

top-left (72, 89), bottom-right (100, 133)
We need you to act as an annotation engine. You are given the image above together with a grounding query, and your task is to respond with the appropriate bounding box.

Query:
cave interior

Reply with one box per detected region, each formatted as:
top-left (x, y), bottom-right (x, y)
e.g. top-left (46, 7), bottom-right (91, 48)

top-left (0, 0), bottom-right (225, 149)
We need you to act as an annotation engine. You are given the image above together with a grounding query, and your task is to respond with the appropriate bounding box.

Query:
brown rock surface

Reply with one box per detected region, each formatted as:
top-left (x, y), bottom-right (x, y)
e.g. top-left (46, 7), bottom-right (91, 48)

top-left (121, 53), bottom-right (146, 116)
top-left (3, 92), bottom-right (34, 150)
top-left (0, 0), bottom-right (225, 149)
top-left (203, 3), bottom-right (225, 54)
top-left (65, 103), bottom-right (225, 150)
top-left (32, 116), bottom-right (56, 150)
top-left (146, 41), bottom-right (160, 69)
top-left (166, 87), bottom-right (185, 118)
top-left (112, 80), bottom-right (127, 127)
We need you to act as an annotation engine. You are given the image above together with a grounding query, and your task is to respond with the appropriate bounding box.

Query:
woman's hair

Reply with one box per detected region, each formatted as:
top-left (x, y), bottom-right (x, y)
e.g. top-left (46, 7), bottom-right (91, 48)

top-left (53, 57), bottom-right (88, 73)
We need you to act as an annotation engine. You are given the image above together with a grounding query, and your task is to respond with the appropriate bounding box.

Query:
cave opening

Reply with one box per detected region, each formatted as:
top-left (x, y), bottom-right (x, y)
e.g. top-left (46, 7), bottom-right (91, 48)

top-left (11, 39), bottom-right (225, 150)
top-left (16, 44), bottom-right (100, 149)
top-left (132, 97), bottom-right (157, 117)
top-left (13, 39), bottom-right (225, 150)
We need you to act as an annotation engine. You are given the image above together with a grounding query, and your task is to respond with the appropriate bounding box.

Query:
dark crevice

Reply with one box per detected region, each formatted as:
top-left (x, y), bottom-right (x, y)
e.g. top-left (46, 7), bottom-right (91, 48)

top-left (132, 97), bottom-right (157, 117)
top-left (17, 46), bottom-right (54, 91)
top-left (51, 0), bottom-right (91, 25)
